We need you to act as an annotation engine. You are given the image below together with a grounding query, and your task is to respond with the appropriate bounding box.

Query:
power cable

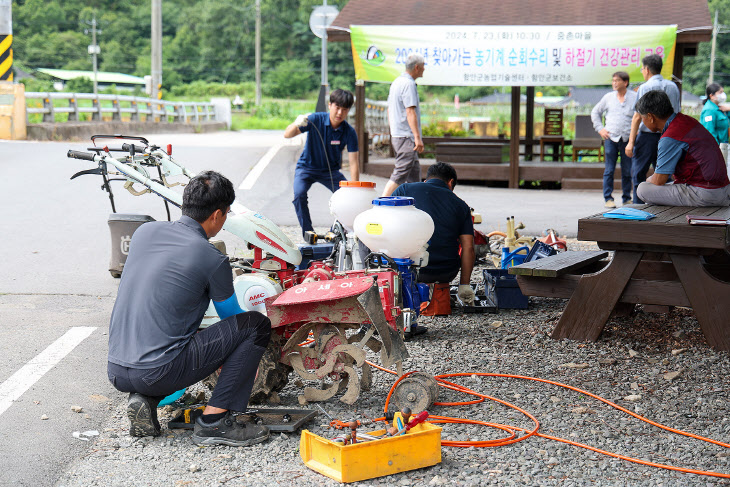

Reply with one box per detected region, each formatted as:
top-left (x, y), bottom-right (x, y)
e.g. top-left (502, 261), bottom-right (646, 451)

top-left (353, 363), bottom-right (730, 479)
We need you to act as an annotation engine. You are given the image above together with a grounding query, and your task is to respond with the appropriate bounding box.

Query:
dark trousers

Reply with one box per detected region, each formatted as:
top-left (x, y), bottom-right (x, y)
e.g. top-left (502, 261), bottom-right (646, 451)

top-left (108, 312), bottom-right (271, 412)
top-left (292, 168), bottom-right (347, 237)
top-left (603, 138), bottom-right (632, 203)
top-left (419, 267), bottom-right (459, 284)
top-left (631, 131), bottom-right (661, 204)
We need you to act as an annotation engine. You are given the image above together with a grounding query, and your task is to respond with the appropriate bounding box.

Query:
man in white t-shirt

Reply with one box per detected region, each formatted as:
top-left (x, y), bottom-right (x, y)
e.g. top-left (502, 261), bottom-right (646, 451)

top-left (382, 53), bottom-right (425, 197)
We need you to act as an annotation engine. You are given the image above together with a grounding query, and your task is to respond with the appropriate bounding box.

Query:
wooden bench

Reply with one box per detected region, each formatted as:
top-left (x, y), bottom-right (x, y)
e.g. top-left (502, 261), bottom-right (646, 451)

top-left (435, 141), bottom-right (510, 164)
top-left (514, 205), bottom-right (730, 351)
top-left (510, 251), bottom-right (608, 278)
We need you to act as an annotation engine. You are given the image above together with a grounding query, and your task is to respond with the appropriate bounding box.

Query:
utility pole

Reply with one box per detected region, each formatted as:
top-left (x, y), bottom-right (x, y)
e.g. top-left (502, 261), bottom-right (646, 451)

top-left (709, 10), bottom-right (718, 85)
top-left (83, 14), bottom-right (101, 94)
top-left (320, 0), bottom-right (328, 91)
top-left (151, 0), bottom-right (162, 99)
top-left (255, 0), bottom-right (261, 105)
top-left (310, 0), bottom-right (338, 112)
top-left (90, 15), bottom-right (99, 95)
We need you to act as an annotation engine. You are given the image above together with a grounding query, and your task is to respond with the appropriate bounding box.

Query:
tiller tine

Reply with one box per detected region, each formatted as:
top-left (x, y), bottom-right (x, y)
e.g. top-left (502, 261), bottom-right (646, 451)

top-left (267, 277), bottom-right (409, 368)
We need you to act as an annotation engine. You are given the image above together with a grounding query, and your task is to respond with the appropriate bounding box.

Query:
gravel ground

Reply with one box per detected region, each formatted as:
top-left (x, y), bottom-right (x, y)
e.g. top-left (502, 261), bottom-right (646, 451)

top-left (57, 234), bottom-right (730, 487)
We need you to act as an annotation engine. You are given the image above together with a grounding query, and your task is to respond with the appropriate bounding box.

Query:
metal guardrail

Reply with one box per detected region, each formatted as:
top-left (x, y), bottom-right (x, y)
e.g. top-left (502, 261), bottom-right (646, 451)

top-left (25, 92), bottom-right (217, 123)
top-left (348, 98), bottom-right (389, 146)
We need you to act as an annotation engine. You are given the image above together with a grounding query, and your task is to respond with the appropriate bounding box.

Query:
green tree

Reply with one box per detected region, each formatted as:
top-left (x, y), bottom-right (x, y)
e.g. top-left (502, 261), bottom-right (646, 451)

top-left (682, 0), bottom-right (730, 95)
top-left (265, 59), bottom-right (316, 98)
top-left (22, 31), bottom-right (89, 69)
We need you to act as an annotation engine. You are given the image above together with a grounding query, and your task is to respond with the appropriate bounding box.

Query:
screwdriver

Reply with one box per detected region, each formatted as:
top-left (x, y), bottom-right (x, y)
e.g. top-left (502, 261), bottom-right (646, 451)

top-left (394, 411), bottom-right (429, 436)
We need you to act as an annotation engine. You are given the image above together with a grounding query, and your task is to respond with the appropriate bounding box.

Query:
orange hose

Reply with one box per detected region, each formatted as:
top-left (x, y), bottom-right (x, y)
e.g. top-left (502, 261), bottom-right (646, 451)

top-left (366, 361), bottom-right (730, 478)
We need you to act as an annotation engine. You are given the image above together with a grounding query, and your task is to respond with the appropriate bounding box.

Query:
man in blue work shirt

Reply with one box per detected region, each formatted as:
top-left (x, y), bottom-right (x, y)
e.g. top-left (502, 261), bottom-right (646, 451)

top-left (625, 54), bottom-right (681, 203)
top-left (284, 89), bottom-right (359, 237)
top-left (392, 162), bottom-right (476, 310)
top-left (107, 171), bottom-right (272, 447)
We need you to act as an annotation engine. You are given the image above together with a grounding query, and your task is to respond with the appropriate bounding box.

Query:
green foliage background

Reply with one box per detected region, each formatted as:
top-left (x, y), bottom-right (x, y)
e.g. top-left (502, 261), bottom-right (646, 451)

top-left (10, 0), bottom-right (726, 100)
top-left (682, 0), bottom-right (730, 96)
top-left (11, 0), bottom-right (356, 97)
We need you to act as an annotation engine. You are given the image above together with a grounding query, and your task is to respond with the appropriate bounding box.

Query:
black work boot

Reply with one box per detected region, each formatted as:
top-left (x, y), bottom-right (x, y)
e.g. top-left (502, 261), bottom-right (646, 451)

top-left (192, 412), bottom-right (270, 447)
top-left (127, 393), bottom-right (161, 437)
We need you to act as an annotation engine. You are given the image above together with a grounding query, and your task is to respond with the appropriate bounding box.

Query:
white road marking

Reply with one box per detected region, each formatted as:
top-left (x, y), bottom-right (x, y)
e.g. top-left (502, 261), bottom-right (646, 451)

top-left (238, 134), bottom-right (305, 190)
top-left (0, 327), bottom-right (97, 417)
top-left (239, 143), bottom-right (283, 190)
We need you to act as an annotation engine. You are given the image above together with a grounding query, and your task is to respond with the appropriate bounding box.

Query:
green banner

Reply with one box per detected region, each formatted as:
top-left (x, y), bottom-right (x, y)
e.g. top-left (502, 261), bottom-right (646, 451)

top-left (350, 25), bottom-right (677, 86)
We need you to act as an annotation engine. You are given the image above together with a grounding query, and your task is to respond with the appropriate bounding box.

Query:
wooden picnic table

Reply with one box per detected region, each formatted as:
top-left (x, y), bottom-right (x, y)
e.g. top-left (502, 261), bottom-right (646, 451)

top-left (528, 205), bottom-right (730, 351)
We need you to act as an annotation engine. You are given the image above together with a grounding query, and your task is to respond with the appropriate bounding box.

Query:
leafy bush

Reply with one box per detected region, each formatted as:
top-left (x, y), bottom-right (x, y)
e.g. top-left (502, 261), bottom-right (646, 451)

top-left (422, 122), bottom-right (467, 137)
top-left (264, 59), bottom-right (316, 99)
top-left (422, 122), bottom-right (444, 137)
top-left (65, 77), bottom-right (94, 93)
top-left (170, 81), bottom-right (256, 99)
top-left (19, 77), bottom-right (55, 93)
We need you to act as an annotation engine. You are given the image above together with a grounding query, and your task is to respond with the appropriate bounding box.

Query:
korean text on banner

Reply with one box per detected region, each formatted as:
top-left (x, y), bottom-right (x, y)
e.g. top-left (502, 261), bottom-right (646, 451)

top-left (350, 25), bottom-right (677, 86)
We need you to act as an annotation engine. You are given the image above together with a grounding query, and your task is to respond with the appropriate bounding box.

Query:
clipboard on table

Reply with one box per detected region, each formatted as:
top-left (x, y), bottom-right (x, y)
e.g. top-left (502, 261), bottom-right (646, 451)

top-left (686, 214), bottom-right (730, 226)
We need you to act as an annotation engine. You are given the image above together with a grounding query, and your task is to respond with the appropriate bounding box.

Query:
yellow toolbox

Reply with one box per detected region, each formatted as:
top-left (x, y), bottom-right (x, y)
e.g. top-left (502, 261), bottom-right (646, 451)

top-left (299, 422), bottom-right (442, 483)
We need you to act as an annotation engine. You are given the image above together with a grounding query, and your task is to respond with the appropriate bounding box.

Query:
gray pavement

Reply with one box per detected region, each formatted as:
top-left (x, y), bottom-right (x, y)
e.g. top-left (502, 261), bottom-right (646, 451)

top-left (0, 129), bottom-right (608, 486)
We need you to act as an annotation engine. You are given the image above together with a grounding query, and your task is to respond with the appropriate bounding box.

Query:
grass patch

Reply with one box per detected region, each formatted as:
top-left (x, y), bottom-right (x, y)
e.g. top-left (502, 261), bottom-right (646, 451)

top-left (231, 114), bottom-right (291, 130)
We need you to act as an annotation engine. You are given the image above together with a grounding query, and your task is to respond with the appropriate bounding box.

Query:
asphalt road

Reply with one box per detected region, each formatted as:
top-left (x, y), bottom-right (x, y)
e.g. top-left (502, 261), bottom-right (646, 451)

top-left (0, 130), bottom-right (282, 486)
top-left (0, 129), bottom-right (605, 486)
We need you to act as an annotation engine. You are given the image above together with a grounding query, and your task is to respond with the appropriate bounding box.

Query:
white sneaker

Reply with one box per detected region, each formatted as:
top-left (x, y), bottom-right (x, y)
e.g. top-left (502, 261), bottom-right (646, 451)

top-left (604, 200), bottom-right (616, 208)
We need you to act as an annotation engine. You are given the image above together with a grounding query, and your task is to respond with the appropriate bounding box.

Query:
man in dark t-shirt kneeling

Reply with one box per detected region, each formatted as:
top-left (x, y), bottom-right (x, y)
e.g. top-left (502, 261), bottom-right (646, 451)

top-left (392, 163), bottom-right (476, 327)
top-left (107, 171), bottom-right (272, 447)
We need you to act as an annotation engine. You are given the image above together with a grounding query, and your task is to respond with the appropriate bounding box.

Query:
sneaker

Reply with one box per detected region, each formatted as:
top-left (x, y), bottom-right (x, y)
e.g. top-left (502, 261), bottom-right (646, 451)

top-left (604, 200), bottom-right (616, 208)
top-left (127, 393), bottom-right (161, 437)
top-left (404, 325), bottom-right (428, 341)
top-left (192, 412), bottom-right (270, 447)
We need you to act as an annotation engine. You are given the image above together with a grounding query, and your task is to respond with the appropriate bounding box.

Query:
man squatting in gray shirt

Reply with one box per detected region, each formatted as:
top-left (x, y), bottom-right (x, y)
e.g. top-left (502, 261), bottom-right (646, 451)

top-left (107, 171), bottom-right (272, 447)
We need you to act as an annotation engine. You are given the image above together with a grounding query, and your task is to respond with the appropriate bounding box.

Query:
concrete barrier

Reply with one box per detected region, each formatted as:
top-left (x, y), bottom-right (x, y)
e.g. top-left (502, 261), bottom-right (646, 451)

top-left (26, 121), bottom-right (227, 141)
top-left (0, 82), bottom-right (27, 140)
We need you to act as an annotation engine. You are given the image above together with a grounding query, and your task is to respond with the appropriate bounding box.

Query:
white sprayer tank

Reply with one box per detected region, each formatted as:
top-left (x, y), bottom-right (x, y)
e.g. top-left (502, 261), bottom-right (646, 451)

top-left (329, 181), bottom-right (378, 232)
top-left (201, 273), bottom-right (282, 325)
top-left (353, 197), bottom-right (434, 260)
top-left (234, 274), bottom-right (283, 313)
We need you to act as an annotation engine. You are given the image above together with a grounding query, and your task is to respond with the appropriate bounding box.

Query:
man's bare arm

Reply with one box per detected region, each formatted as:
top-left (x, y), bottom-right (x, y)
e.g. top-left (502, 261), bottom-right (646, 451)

top-left (405, 107), bottom-right (424, 153)
top-left (348, 151), bottom-right (360, 181)
top-left (646, 173), bottom-right (670, 185)
top-left (458, 234), bottom-right (475, 285)
top-left (283, 124), bottom-right (301, 139)
top-left (625, 112), bottom-right (641, 157)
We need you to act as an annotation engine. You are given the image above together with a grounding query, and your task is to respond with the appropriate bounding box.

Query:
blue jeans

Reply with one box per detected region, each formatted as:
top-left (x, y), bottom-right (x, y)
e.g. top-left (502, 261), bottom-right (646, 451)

top-left (293, 167), bottom-right (347, 236)
top-left (603, 138), bottom-right (632, 203)
top-left (108, 312), bottom-right (271, 412)
top-left (631, 131), bottom-right (661, 203)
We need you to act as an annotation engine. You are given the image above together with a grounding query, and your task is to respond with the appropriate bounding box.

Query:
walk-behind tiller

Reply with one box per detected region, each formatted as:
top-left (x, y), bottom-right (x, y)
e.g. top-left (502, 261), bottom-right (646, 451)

top-left (67, 135), bottom-right (411, 405)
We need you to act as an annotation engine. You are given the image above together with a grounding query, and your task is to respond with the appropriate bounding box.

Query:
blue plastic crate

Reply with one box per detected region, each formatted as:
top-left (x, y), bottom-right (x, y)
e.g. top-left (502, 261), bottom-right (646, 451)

top-left (483, 268), bottom-right (528, 309)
